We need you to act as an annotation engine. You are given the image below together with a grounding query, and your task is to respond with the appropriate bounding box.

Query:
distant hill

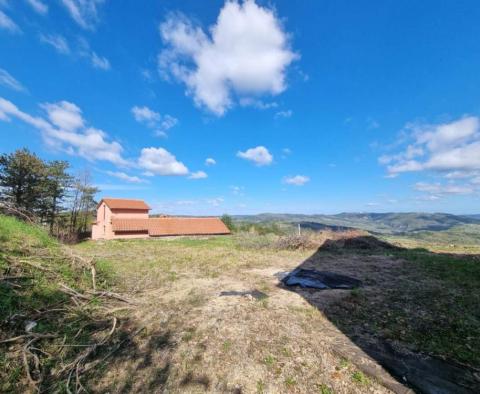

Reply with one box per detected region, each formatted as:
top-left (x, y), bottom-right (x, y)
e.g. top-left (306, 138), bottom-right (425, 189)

top-left (233, 212), bottom-right (480, 234)
top-left (463, 214), bottom-right (480, 220)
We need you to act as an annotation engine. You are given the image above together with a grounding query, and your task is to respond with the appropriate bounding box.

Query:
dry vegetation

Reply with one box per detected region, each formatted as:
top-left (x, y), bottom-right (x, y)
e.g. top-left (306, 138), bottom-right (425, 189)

top-left (73, 234), bottom-right (399, 393)
top-left (2, 217), bottom-right (479, 393)
top-left (0, 215), bottom-right (142, 393)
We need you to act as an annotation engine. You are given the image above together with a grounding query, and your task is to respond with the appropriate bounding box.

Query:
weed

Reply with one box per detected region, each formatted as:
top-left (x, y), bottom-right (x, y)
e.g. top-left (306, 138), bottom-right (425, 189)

top-left (182, 328), bottom-right (196, 342)
top-left (263, 355), bottom-right (276, 366)
top-left (285, 376), bottom-right (297, 387)
top-left (256, 379), bottom-right (266, 393)
top-left (352, 370), bottom-right (370, 385)
top-left (222, 340), bottom-right (232, 351)
top-left (318, 383), bottom-right (333, 394)
top-left (282, 347), bottom-right (292, 357)
top-left (338, 358), bottom-right (349, 369)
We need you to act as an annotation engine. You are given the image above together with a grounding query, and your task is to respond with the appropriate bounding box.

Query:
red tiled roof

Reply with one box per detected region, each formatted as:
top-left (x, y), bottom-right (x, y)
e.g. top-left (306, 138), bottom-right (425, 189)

top-left (100, 198), bottom-right (150, 210)
top-left (111, 219), bottom-right (149, 231)
top-left (111, 217), bottom-right (230, 236)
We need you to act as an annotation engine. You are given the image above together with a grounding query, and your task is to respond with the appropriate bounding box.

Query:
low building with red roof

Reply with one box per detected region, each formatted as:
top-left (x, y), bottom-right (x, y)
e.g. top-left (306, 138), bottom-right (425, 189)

top-left (91, 198), bottom-right (230, 240)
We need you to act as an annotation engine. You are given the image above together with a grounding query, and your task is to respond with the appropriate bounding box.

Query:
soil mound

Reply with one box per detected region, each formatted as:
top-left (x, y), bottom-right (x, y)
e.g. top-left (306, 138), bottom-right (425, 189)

top-left (321, 235), bottom-right (399, 252)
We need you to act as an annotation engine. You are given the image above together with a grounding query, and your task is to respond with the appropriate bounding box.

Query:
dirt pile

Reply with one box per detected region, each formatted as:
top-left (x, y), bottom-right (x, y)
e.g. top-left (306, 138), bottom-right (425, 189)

top-left (320, 235), bottom-right (400, 252)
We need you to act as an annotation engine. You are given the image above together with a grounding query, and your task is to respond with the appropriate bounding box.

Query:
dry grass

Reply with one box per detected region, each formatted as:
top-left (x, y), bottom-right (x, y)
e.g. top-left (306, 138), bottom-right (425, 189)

top-left (73, 234), bottom-right (396, 393)
top-left (70, 231), bottom-right (480, 393)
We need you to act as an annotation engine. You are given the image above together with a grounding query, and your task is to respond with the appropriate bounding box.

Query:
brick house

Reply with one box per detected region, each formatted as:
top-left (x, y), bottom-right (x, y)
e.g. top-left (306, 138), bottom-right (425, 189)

top-left (91, 198), bottom-right (230, 240)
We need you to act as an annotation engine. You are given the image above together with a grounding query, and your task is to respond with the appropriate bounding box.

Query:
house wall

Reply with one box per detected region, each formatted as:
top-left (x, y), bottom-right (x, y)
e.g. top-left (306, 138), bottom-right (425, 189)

top-left (92, 203), bottom-right (150, 240)
top-left (111, 231), bottom-right (149, 239)
top-left (91, 224), bottom-right (102, 239)
top-left (110, 209), bottom-right (149, 219)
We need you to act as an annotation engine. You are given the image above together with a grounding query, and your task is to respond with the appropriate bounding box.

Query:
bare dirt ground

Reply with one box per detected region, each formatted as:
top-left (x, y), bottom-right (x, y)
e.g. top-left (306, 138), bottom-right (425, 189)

top-left (73, 234), bottom-right (480, 393)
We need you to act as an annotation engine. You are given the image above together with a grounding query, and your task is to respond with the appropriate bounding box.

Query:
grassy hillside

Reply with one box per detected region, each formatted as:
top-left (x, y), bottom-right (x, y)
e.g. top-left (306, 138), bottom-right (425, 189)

top-left (383, 224), bottom-right (480, 254)
top-left (0, 215), bottom-right (128, 393)
top-left (234, 212), bottom-right (480, 234)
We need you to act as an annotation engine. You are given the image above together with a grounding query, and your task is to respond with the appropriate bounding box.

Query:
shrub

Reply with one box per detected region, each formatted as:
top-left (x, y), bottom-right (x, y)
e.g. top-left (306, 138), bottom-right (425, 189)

top-left (275, 234), bottom-right (318, 250)
top-left (221, 214), bottom-right (236, 231)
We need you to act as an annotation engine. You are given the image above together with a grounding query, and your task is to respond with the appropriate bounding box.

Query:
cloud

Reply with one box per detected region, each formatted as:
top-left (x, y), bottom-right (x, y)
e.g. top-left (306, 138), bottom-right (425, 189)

top-left (0, 68), bottom-right (26, 92)
top-left (106, 171), bottom-right (145, 183)
top-left (381, 116), bottom-right (480, 176)
top-left (77, 37), bottom-right (111, 70)
top-left (41, 101), bottom-right (84, 131)
top-left (40, 35), bottom-right (109, 71)
top-left (275, 110), bottom-right (292, 119)
top-left (205, 157), bottom-right (216, 166)
top-left (91, 52), bottom-right (110, 70)
top-left (132, 106), bottom-right (160, 124)
top-left (416, 194), bottom-right (441, 201)
top-left (414, 182), bottom-right (474, 195)
top-left (206, 197), bottom-right (224, 207)
top-left (0, 10), bottom-right (20, 33)
top-left (237, 145), bottom-right (273, 166)
top-left (175, 200), bottom-right (196, 206)
top-left (283, 175), bottom-right (310, 186)
top-left (60, 0), bottom-right (103, 30)
top-left (239, 98), bottom-right (278, 110)
top-left (94, 183), bottom-right (148, 191)
top-left (230, 185), bottom-right (244, 195)
top-left (131, 105), bottom-right (178, 137)
top-left (188, 170), bottom-right (208, 179)
top-left (444, 170), bottom-right (477, 179)
top-left (0, 97), bottom-right (128, 166)
top-left (26, 0), bottom-right (48, 15)
top-left (138, 147), bottom-right (189, 176)
top-left (39, 33), bottom-right (70, 54)
top-left (158, 0), bottom-right (297, 115)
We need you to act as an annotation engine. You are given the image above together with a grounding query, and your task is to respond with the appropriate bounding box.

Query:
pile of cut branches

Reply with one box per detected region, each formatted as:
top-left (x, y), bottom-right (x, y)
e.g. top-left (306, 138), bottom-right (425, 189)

top-left (0, 215), bottom-right (139, 393)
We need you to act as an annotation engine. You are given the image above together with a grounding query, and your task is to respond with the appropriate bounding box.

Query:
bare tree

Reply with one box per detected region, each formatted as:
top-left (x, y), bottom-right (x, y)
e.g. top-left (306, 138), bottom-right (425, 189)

top-left (69, 170), bottom-right (99, 235)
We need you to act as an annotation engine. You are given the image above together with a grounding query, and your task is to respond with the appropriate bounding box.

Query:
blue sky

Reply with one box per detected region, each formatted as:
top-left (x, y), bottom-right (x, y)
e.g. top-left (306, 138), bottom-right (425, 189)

top-left (1, 0), bottom-right (480, 215)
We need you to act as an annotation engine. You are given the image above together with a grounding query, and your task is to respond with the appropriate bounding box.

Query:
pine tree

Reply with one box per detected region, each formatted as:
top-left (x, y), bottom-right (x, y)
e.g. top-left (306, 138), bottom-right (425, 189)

top-left (0, 149), bottom-right (46, 212)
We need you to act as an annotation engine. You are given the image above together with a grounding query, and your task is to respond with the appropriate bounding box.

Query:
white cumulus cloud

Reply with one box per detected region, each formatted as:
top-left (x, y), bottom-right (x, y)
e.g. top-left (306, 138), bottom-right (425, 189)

top-left (237, 146), bottom-right (273, 166)
top-left (283, 175), bottom-right (310, 186)
top-left (188, 170), bottom-right (208, 179)
top-left (158, 0), bottom-right (297, 115)
top-left (205, 157), bottom-right (216, 166)
top-left (106, 171), bottom-right (145, 183)
top-left (380, 116), bottom-right (480, 176)
top-left (0, 97), bottom-right (128, 166)
top-left (414, 182), bottom-right (474, 195)
top-left (41, 101), bottom-right (84, 131)
top-left (138, 147), bottom-right (189, 176)
top-left (132, 105), bottom-right (178, 137)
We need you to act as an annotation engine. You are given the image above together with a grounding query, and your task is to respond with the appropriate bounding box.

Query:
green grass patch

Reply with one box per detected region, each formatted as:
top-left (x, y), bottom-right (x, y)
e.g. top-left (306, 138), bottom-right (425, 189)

top-left (352, 370), bottom-right (370, 385)
top-left (263, 354), bottom-right (276, 366)
top-left (329, 248), bottom-right (480, 368)
top-left (0, 214), bottom-right (56, 249)
top-left (0, 214), bottom-right (123, 392)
